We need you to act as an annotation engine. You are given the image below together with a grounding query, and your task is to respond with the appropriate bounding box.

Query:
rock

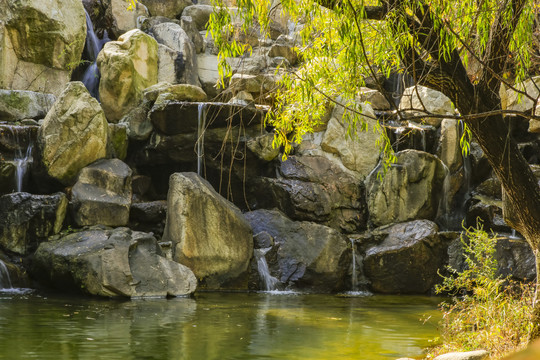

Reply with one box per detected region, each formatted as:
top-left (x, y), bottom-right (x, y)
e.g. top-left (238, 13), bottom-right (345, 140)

top-left (244, 209), bottom-right (350, 292)
top-left (151, 22), bottom-right (199, 86)
top-left (366, 149), bottom-right (446, 226)
top-left (0, 0), bottom-right (86, 96)
top-left (31, 227), bottom-right (197, 298)
top-left (162, 173), bottom-right (253, 289)
top-left (434, 350), bottom-right (489, 360)
top-left (399, 86), bottom-right (455, 126)
top-left (197, 53), bottom-right (220, 97)
top-left (257, 155), bottom-right (368, 233)
top-left (104, 0), bottom-right (149, 36)
top-left (246, 133), bottom-right (280, 161)
top-left (71, 159), bottom-right (132, 227)
top-left (229, 73), bottom-right (279, 98)
top-left (0, 90), bottom-right (55, 122)
top-left (154, 84), bottom-right (208, 103)
top-left (267, 35), bottom-right (297, 65)
top-left (321, 102), bottom-right (381, 177)
top-left (181, 5), bottom-right (214, 31)
top-left (107, 123), bottom-right (128, 160)
top-left (130, 200), bottom-right (167, 223)
top-left (466, 197), bottom-right (509, 233)
top-left (227, 55), bottom-right (269, 75)
top-left (144, 0), bottom-right (192, 18)
top-left (358, 87), bottom-right (391, 110)
top-left (503, 76), bottom-right (540, 113)
top-left (180, 16), bottom-right (204, 54)
top-left (363, 220), bottom-right (446, 293)
top-left (120, 100), bottom-right (154, 141)
top-left (0, 192), bottom-right (67, 255)
top-left (39, 82), bottom-right (108, 185)
top-left (98, 29), bottom-right (159, 123)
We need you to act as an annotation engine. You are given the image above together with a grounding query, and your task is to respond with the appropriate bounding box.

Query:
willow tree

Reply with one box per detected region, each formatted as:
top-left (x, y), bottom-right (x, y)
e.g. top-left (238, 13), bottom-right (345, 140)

top-left (209, 0), bottom-right (540, 335)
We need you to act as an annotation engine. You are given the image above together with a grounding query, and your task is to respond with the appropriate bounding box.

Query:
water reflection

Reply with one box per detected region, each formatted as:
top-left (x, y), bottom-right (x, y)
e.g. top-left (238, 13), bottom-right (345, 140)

top-left (0, 292), bottom-right (440, 359)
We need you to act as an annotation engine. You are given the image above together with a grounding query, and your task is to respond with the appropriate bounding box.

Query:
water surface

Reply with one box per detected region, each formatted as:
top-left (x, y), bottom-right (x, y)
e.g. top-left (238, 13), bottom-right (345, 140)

top-left (0, 291), bottom-right (441, 359)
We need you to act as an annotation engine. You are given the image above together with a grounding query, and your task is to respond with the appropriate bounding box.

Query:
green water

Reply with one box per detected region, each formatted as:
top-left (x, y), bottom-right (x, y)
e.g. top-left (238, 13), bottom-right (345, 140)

top-left (0, 291), bottom-right (441, 360)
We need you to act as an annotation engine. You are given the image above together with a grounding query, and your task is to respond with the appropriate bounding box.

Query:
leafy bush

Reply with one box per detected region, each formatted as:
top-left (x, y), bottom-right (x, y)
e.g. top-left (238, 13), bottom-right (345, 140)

top-left (426, 224), bottom-right (535, 359)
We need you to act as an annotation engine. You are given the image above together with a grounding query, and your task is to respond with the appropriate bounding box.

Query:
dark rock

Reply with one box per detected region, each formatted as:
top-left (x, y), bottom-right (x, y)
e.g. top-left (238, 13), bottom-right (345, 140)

top-left (363, 220), bottom-right (446, 294)
top-left (245, 209), bottom-right (350, 292)
top-left (0, 192), bottom-right (67, 255)
top-left (30, 227), bottom-right (197, 298)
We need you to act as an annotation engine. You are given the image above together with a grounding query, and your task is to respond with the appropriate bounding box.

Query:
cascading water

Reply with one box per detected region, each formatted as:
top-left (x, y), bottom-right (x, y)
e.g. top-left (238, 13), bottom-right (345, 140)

top-left (9, 126), bottom-right (33, 192)
top-left (254, 247), bottom-right (279, 291)
top-left (0, 260), bottom-right (12, 290)
top-left (197, 103), bottom-right (207, 176)
top-left (350, 239), bottom-right (358, 292)
top-left (81, 10), bottom-right (108, 100)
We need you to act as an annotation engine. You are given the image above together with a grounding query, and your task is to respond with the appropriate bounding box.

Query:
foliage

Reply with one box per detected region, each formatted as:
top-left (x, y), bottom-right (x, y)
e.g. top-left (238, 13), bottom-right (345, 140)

top-left (207, 0), bottom-right (537, 167)
top-left (428, 224), bottom-right (535, 359)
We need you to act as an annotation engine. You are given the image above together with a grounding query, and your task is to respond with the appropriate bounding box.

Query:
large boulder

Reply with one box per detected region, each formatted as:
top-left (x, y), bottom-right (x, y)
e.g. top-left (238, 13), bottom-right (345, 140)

top-left (366, 149), bottom-right (446, 226)
top-left (38, 82), bottom-right (108, 185)
top-left (97, 29), bottom-right (159, 123)
top-left (399, 86), bottom-right (455, 126)
top-left (244, 209), bottom-right (350, 292)
top-left (31, 227), bottom-right (197, 298)
top-left (104, 0), bottom-right (148, 36)
top-left (71, 159), bottom-right (132, 227)
top-left (0, 0), bottom-right (86, 96)
top-left (0, 192), bottom-right (67, 255)
top-left (502, 76), bottom-right (540, 113)
top-left (321, 102), bottom-right (381, 177)
top-left (151, 22), bottom-right (199, 86)
top-left (0, 90), bottom-right (55, 122)
top-left (257, 155), bottom-right (368, 233)
top-left (162, 173), bottom-right (253, 289)
top-left (181, 5), bottom-right (214, 31)
top-left (363, 220), bottom-right (446, 294)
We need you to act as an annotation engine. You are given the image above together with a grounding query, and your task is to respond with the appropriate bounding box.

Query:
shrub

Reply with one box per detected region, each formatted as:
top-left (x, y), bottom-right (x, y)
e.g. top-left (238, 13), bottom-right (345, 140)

top-left (426, 224), bottom-right (536, 359)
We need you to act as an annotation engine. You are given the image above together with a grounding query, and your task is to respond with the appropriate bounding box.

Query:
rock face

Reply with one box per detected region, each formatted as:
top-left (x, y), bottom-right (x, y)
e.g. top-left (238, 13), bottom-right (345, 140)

top-left (0, 0), bottom-right (86, 96)
top-left (0, 192), bottom-right (67, 255)
top-left (151, 22), bottom-right (199, 86)
top-left (363, 220), bottom-right (446, 294)
top-left (366, 149), bottom-right (446, 227)
top-left (31, 227), bottom-right (197, 298)
top-left (143, 0), bottom-right (192, 18)
top-left (399, 86), bottom-right (454, 126)
top-left (38, 82), bottom-right (108, 185)
top-left (245, 209), bottom-right (350, 292)
top-left (503, 76), bottom-right (540, 113)
top-left (0, 90), bottom-right (55, 122)
top-left (163, 173), bottom-right (253, 289)
top-left (259, 155), bottom-right (368, 233)
top-left (321, 102), bottom-right (381, 177)
top-left (71, 159), bottom-right (132, 227)
top-left (98, 29), bottom-right (159, 123)
top-left (104, 0), bottom-right (148, 36)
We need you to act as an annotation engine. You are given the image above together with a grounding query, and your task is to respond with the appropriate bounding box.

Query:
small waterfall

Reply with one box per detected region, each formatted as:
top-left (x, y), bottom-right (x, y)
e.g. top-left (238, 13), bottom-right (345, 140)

top-left (0, 260), bottom-right (12, 290)
top-left (254, 247), bottom-right (279, 291)
top-left (197, 103), bottom-right (207, 176)
top-left (350, 239), bottom-right (358, 292)
top-left (437, 163), bottom-right (452, 229)
top-left (81, 10), bottom-right (108, 100)
top-left (9, 126), bottom-right (34, 192)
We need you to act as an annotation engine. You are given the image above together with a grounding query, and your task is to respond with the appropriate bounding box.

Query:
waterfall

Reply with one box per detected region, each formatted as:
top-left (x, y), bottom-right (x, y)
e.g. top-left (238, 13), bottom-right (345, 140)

top-left (350, 239), bottom-right (358, 292)
top-left (0, 260), bottom-right (12, 290)
top-left (254, 247), bottom-right (279, 291)
top-left (81, 10), bottom-right (108, 100)
top-left (197, 103), bottom-right (207, 176)
top-left (9, 126), bottom-right (33, 192)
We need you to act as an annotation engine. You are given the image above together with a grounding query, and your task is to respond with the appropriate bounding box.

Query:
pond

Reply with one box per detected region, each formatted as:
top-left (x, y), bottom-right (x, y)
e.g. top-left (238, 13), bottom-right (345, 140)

top-left (0, 290), bottom-right (441, 360)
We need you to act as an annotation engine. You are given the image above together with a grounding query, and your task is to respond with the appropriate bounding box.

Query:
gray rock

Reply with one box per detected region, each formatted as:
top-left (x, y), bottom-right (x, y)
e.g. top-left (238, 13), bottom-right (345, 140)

top-left (130, 200), bottom-right (167, 223)
top-left (143, 0), bottom-right (193, 18)
top-left (181, 5), bottom-right (214, 31)
top-left (366, 149), bottom-right (446, 226)
top-left (31, 227), bottom-right (197, 298)
top-left (0, 192), bottom-right (67, 255)
top-left (434, 350), bottom-right (488, 360)
top-left (181, 16), bottom-right (204, 53)
top-left (364, 220), bottom-right (446, 294)
top-left (0, 90), bottom-right (55, 122)
top-left (245, 209), bottom-right (350, 292)
top-left (71, 159), bottom-right (132, 227)
top-left (257, 155), bottom-right (368, 233)
top-left (107, 123), bottom-right (128, 160)
top-left (399, 86), bottom-right (455, 126)
top-left (152, 22), bottom-right (199, 86)
top-left (163, 173), bottom-right (253, 290)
